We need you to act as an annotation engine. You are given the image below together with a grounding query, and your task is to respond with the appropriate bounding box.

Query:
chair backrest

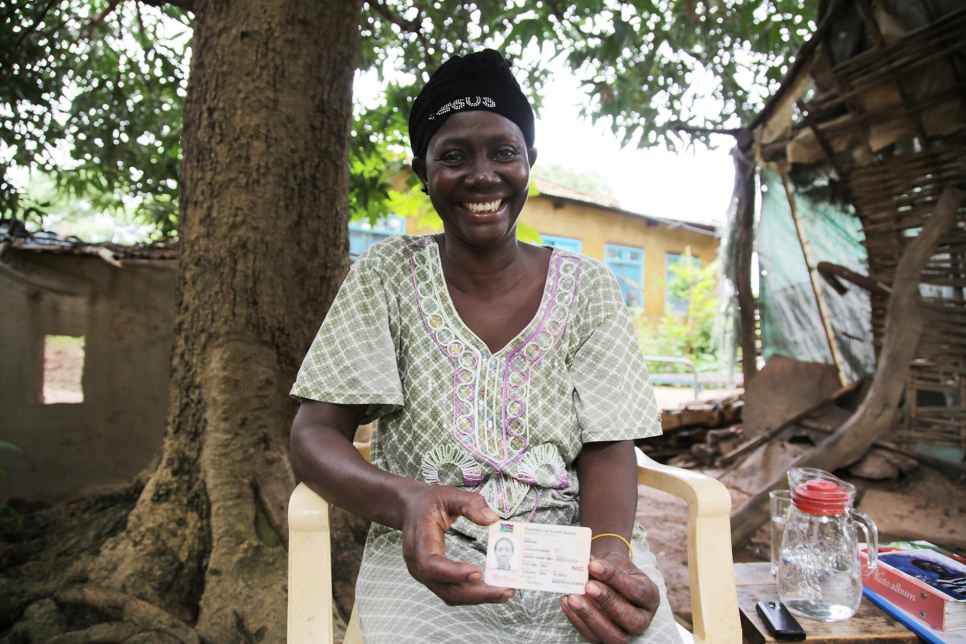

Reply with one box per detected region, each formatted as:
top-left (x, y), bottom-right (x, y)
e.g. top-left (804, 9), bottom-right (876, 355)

top-left (288, 447), bottom-right (742, 644)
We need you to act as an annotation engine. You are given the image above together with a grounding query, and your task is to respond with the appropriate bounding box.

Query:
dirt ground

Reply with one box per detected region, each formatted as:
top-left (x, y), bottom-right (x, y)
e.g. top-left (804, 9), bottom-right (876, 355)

top-left (636, 447), bottom-right (966, 622)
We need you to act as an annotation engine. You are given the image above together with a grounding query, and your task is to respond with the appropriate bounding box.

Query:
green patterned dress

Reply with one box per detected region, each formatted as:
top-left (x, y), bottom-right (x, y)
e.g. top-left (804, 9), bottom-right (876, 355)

top-left (292, 234), bottom-right (681, 643)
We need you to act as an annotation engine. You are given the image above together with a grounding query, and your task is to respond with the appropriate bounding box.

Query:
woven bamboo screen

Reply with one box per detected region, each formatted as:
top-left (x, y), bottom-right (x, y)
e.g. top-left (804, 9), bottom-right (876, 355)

top-left (756, 1), bottom-right (966, 450)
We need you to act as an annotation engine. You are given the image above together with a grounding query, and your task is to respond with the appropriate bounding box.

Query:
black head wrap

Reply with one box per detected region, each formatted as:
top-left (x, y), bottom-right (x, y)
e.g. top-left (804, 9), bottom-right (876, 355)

top-left (409, 49), bottom-right (535, 159)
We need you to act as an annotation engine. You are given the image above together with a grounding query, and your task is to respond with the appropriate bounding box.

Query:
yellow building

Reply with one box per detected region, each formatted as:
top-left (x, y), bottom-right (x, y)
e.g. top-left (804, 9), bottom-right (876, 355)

top-left (393, 179), bottom-right (718, 321)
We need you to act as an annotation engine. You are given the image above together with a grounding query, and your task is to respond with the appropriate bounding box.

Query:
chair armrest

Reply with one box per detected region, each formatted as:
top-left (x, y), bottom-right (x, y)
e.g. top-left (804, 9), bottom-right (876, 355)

top-left (288, 441), bottom-right (370, 644)
top-left (636, 449), bottom-right (741, 644)
top-left (288, 482), bottom-right (334, 644)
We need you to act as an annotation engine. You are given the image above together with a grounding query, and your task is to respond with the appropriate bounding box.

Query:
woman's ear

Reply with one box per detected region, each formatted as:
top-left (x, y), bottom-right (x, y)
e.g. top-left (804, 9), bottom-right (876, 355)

top-left (412, 157), bottom-right (428, 185)
top-left (527, 147), bottom-right (538, 168)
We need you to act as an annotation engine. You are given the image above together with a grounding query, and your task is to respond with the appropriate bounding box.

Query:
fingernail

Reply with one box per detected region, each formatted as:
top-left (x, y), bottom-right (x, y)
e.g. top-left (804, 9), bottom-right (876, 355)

top-left (589, 560), bottom-right (605, 575)
top-left (570, 596), bottom-right (585, 610)
top-left (482, 509), bottom-right (498, 521)
top-left (586, 581), bottom-right (602, 597)
top-left (468, 571), bottom-right (482, 581)
top-left (502, 590), bottom-right (514, 602)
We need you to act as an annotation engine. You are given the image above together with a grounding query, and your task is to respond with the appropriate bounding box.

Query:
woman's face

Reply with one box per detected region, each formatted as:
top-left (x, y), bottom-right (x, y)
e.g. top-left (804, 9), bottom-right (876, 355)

top-left (413, 110), bottom-right (537, 251)
top-left (495, 539), bottom-right (513, 568)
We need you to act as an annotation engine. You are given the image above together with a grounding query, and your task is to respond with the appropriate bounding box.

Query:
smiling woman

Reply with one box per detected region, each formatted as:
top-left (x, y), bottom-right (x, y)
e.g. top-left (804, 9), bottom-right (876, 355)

top-left (289, 50), bottom-right (682, 644)
top-left (413, 110), bottom-right (536, 260)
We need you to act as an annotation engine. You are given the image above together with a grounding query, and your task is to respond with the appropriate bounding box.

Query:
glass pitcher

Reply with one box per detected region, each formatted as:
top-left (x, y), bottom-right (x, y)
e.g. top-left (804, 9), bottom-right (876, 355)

top-left (777, 468), bottom-right (878, 622)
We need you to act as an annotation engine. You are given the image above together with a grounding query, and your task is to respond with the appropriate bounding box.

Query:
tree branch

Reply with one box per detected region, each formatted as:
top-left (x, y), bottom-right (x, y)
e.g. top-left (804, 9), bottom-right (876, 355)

top-left (81, 0), bottom-right (123, 39)
top-left (370, 0), bottom-right (420, 33)
top-left (673, 124), bottom-right (742, 136)
top-left (545, 0), bottom-right (568, 22)
top-left (13, 0), bottom-right (59, 52)
top-left (816, 261), bottom-right (892, 296)
top-left (139, 0), bottom-right (196, 14)
top-left (368, 0), bottom-right (435, 70)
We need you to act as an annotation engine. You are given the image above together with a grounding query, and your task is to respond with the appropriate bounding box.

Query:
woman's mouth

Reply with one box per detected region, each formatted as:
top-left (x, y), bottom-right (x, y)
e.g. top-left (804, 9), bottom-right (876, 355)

top-left (461, 199), bottom-right (506, 213)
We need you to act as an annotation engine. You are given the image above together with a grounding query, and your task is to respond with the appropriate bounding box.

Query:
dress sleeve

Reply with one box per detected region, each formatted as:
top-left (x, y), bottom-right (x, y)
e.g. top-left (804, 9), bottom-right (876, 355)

top-left (570, 268), bottom-right (662, 443)
top-left (290, 250), bottom-right (404, 423)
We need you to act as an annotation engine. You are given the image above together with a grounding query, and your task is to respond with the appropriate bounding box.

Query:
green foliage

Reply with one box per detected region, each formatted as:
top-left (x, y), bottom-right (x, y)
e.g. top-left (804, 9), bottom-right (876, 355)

top-left (2, 0), bottom-right (189, 238)
top-left (531, 163), bottom-right (614, 196)
top-left (3, 0), bottom-right (816, 237)
top-left (20, 173), bottom-right (153, 242)
top-left (634, 252), bottom-right (720, 371)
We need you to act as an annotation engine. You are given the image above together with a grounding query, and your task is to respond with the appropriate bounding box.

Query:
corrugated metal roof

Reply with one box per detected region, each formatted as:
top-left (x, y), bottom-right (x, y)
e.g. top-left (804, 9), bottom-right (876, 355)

top-left (0, 222), bottom-right (178, 262)
top-left (531, 179), bottom-right (717, 235)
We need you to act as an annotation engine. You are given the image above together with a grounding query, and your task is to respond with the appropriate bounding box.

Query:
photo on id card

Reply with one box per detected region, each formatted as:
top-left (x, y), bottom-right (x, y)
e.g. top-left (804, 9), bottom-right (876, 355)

top-left (483, 521), bottom-right (592, 594)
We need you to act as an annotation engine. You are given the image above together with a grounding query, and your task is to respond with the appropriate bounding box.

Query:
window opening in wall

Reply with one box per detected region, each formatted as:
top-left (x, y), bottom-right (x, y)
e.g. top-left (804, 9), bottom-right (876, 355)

top-left (349, 215), bottom-right (407, 260)
top-left (44, 335), bottom-right (85, 404)
top-left (666, 253), bottom-right (701, 316)
top-left (541, 234), bottom-right (583, 254)
top-left (604, 244), bottom-right (644, 311)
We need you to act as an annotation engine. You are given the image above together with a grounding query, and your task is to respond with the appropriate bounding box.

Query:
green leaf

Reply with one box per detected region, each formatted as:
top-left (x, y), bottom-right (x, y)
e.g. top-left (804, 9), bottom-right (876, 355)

top-left (6, 0), bottom-right (809, 239)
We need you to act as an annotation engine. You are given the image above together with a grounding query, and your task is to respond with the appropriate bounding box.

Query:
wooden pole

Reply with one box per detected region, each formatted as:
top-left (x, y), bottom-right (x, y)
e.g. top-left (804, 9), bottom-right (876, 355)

top-left (730, 187), bottom-right (964, 549)
top-left (816, 262), bottom-right (892, 296)
top-left (780, 171), bottom-right (849, 387)
top-left (735, 137), bottom-right (759, 386)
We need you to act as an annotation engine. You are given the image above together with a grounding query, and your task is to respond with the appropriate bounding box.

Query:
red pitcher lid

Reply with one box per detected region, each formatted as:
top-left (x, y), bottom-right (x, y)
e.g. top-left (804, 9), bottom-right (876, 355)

top-left (792, 478), bottom-right (851, 516)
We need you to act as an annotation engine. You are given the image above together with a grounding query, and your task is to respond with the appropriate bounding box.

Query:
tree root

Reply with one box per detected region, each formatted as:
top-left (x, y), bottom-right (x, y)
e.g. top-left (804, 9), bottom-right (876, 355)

top-left (52, 587), bottom-right (200, 644)
top-left (46, 622), bottom-right (173, 644)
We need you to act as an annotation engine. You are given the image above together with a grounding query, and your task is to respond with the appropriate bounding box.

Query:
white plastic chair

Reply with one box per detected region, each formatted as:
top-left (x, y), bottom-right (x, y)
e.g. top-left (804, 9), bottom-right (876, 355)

top-left (288, 446), bottom-right (741, 644)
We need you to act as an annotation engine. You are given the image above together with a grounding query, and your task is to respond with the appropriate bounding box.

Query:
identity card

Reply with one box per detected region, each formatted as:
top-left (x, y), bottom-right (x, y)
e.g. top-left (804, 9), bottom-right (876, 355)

top-left (483, 521), bottom-right (592, 594)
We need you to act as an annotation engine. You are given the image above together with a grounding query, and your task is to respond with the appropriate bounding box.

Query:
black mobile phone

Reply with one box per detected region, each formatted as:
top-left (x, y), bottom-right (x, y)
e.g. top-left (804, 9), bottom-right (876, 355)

top-left (756, 600), bottom-right (807, 641)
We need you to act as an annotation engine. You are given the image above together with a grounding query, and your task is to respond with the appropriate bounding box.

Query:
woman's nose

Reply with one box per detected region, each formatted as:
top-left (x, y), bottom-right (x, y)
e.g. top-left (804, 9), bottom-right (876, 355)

top-left (465, 157), bottom-right (499, 186)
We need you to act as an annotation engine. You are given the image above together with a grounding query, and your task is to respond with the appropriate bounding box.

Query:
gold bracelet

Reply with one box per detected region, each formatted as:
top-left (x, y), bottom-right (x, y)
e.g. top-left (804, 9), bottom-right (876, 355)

top-left (591, 533), bottom-right (634, 562)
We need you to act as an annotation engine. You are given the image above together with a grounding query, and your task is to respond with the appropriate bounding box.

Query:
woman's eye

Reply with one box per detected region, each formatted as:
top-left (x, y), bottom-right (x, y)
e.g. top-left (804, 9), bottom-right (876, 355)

top-left (441, 151), bottom-right (464, 163)
top-left (495, 148), bottom-right (518, 161)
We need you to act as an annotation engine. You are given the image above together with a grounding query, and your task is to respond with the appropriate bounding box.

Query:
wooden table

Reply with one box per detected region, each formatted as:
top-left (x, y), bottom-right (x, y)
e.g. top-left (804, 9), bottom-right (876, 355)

top-left (735, 562), bottom-right (919, 643)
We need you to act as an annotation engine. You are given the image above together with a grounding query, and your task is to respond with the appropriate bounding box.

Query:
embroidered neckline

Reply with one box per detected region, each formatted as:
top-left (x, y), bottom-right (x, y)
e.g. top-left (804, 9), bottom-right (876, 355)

top-left (408, 238), bottom-right (582, 516)
top-left (426, 237), bottom-right (559, 358)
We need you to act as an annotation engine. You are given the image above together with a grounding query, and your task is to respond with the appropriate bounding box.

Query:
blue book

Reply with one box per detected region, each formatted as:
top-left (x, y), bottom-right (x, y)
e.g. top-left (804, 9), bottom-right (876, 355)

top-left (864, 587), bottom-right (966, 644)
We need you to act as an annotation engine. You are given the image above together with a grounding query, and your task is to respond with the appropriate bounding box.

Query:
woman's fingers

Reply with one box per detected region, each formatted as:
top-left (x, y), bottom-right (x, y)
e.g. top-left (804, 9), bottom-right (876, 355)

top-left (400, 484), bottom-right (508, 605)
top-left (424, 577), bottom-right (515, 606)
top-left (584, 577), bottom-right (655, 636)
top-left (562, 593), bottom-right (636, 644)
top-left (589, 555), bottom-right (660, 615)
top-left (407, 541), bottom-right (513, 604)
top-left (441, 487), bottom-right (500, 527)
top-left (561, 594), bottom-right (604, 643)
top-left (559, 553), bottom-right (661, 642)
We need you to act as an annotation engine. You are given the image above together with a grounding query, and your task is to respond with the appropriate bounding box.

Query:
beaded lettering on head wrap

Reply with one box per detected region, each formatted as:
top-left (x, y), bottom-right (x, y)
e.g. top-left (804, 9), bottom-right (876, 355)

top-left (427, 96), bottom-right (496, 121)
top-left (408, 49), bottom-right (535, 159)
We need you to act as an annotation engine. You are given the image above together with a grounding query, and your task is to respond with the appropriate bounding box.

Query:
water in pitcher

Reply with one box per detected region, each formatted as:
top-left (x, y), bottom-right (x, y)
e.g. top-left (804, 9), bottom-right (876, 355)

top-left (779, 543), bottom-right (863, 622)
top-left (769, 489), bottom-right (793, 576)
top-left (770, 515), bottom-right (785, 576)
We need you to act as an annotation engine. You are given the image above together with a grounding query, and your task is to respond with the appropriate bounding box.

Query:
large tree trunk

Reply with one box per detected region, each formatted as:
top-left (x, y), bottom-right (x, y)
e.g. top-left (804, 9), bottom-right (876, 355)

top-left (86, 0), bottom-right (362, 640)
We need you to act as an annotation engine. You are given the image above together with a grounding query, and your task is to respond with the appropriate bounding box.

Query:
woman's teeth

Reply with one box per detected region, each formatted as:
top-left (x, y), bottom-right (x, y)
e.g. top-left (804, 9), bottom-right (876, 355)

top-left (462, 200), bottom-right (503, 213)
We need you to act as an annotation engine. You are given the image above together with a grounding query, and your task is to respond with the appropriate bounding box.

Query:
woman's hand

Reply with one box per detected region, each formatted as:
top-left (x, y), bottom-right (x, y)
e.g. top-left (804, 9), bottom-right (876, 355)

top-left (560, 551), bottom-right (661, 644)
top-left (399, 483), bottom-right (515, 606)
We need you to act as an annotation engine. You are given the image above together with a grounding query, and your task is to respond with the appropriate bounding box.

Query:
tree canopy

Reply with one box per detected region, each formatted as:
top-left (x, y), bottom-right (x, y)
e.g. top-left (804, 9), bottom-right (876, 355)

top-left (2, 0), bottom-right (190, 236)
top-left (3, 0), bottom-right (818, 237)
